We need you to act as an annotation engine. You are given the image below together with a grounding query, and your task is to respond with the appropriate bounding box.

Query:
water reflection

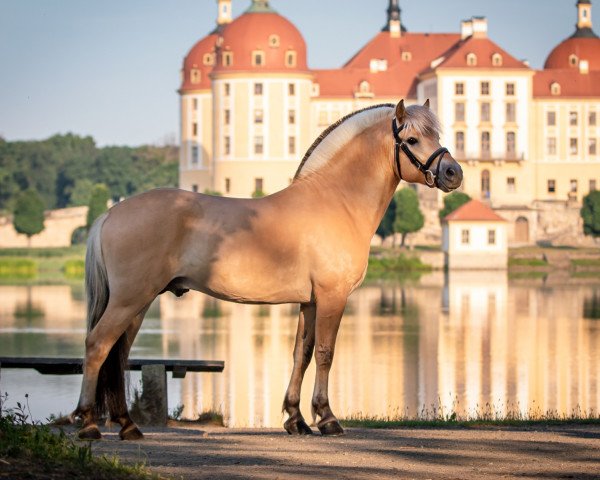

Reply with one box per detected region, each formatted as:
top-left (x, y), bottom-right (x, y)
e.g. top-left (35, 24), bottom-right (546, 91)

top-left (1, 273), bottom-right (599, 426)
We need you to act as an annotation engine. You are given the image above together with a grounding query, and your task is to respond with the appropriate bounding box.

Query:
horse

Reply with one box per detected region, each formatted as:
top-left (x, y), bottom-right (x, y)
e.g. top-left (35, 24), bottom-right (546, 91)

top-left (70, 99), bottom-right (463, 440)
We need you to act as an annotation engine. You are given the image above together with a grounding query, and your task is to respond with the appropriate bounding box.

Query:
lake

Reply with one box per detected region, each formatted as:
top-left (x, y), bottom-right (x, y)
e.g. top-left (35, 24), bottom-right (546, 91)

top-left (1, 271), bottom-right (599, 427)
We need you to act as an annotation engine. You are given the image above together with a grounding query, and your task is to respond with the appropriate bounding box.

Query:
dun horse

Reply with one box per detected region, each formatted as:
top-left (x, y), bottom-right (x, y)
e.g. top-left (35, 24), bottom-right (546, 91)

top-left (71, 100), bottom-right (463, 440)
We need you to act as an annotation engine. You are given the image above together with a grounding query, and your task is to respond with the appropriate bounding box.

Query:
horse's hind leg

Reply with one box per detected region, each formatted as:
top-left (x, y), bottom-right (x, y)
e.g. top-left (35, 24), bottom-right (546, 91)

top-left (108, 307), bottom-right (150, 441)
top-left (283, 303), bottom-right (316, 435)
top-left (311, 295), bottom-right (346, 436)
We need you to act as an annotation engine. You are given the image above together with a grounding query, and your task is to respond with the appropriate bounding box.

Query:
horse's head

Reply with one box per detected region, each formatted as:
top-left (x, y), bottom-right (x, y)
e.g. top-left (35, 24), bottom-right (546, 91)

top-left (392, 99), bottom-right (463, 193)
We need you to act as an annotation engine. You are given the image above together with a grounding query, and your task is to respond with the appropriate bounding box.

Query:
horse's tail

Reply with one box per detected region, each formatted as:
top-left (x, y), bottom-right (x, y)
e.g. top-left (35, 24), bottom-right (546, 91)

top-left (85, 212), bottom-right (127, 419)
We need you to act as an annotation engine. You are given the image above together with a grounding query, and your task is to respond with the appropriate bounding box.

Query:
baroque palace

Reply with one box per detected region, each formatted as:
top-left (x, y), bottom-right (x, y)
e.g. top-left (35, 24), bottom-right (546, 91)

top-left (178, 0), bottom-right (600, 246)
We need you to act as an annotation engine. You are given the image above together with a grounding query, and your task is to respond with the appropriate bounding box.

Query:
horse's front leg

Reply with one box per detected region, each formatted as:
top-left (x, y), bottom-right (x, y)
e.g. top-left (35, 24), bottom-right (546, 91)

top-left (311, 295), bottom-right (346, 436)
top-left (283, 303), bottom-right (316, 435)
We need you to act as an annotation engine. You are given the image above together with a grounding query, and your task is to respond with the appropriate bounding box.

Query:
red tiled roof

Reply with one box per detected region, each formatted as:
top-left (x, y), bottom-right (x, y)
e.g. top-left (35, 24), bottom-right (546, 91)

top-left (533, 69), bottom-right (600, 97)
top-left (443, 199), bottom-right (507, 222)
top-left (544, 36), bottom-right (600, 70)
top-left (428, 36), bottom-right (529, 71)
top-left (180, 33), bottom-right (218, 92)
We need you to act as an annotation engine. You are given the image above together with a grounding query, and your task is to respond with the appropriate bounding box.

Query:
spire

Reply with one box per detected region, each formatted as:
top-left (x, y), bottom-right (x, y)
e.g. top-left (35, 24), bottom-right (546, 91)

top-left (573, 0), bottom-right (598, 38)
top-left (217, 0), bottom-right (232, 26)
top-left (247, 0), bottom-right (275, 13)
top-left (382, 0), bottom-right (405, 37)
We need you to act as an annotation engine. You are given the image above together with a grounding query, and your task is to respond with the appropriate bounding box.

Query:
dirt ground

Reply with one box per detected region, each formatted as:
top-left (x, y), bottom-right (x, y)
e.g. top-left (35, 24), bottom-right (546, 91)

top-left (86, 423), bottom-right (600, 480)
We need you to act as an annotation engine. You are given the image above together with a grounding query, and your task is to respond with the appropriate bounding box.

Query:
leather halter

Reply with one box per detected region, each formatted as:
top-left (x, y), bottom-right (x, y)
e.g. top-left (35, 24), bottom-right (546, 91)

top-left (392, 118), bottom-right (449, 188)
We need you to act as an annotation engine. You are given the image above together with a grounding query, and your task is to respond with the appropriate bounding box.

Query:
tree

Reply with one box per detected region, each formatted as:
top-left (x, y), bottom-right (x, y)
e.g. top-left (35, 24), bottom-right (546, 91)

top-left (13, 189), bottom-right (45, 246)
top-left (67, 178), bottom-right (95, 206)
top-left (86, 183), bottom-right (110, 230)
top-left (439, 191), bottom-right (471, 221)
top-left (393, 187), bottom-right (424, 247)
top-left (376, 196), bottom-right (396, 241)
top-left (581, 191), bottom-right (600, 237)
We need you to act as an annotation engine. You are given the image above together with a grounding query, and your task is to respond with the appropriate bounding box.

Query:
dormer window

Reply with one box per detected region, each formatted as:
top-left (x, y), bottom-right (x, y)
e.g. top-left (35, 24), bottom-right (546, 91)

top-left (269, 34), bottom-right (280, 48)
top-left (190, 68), bottom-right (201, 84)
top-left (551, 82), bottom-right (561, 96)
top-left (569, 54), bottom-right (578, 67)
top-left (370, 59), bottom-right (388, 72)
top-left (466, 53), bottom-right (477, 66)
top-left (285, 51), bottom-right (297, 68)
top-left (359, 81), bottom-right (371, 94)
top-left (492, 53), bottom-right (503, 67)
top-left (222, 51), bottom-right (233, 67)
top-left (203, 53), bottom-right (214, 66)
top-left (401, 51), bottom-right (412, 62)
top-left (252, 50), bottom-right (265, 67)
top-left (311, 83), bottom-right (320, 97)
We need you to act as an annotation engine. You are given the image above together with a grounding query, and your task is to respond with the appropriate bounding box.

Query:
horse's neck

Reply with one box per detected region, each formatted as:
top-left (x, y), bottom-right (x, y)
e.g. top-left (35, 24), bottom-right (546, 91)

top-left (303, 122), bottom-right (399, 237)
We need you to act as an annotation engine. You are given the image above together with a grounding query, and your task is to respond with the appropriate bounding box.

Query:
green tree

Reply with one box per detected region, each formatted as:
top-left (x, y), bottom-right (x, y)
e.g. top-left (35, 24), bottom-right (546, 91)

top-left (439, 191), bottom-right (471, 221)
top-left (581, 191), bottom-right (600, 237)
top-left (66, 178), bottom-right (95, 206)
top-left (393, 188), bottom-right (424, 247)
top-left (376, 196), bottom-right (397, 241)
top-left (86, 184), bottom-right (110, 229)
top-left (13, 189), bottom-right (45, 246)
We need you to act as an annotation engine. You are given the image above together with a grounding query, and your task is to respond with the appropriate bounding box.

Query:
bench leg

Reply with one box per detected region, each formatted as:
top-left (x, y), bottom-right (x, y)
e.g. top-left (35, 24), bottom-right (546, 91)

top-left (139, 364), bottom-right (168, 426)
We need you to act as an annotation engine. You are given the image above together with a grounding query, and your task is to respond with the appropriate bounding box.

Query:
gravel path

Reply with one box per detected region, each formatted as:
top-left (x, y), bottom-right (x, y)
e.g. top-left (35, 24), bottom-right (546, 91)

top-left (89, 424), bottom-right (600, 479)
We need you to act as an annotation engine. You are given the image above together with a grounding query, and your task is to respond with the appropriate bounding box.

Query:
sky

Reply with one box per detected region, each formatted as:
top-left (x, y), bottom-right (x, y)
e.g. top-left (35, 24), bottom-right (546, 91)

top-left (0, 0), bottom-right (582, 146)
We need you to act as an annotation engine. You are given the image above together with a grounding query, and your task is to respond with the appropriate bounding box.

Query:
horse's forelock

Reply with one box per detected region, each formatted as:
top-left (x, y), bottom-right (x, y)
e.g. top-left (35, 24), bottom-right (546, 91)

top-left (403, 105), bottom-right (442, 139)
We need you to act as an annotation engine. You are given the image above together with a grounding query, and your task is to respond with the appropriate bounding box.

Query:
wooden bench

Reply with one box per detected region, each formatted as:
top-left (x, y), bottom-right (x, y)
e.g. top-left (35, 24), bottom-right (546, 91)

top-left (0, 357), bottom-right (225, 425)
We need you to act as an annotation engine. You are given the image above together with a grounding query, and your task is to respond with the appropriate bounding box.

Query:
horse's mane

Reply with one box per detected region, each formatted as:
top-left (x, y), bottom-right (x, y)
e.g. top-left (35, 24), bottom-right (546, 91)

top-left (293, 102), bottom-right (442, 180)
top-left (293, 103), bottom-right (394, 180)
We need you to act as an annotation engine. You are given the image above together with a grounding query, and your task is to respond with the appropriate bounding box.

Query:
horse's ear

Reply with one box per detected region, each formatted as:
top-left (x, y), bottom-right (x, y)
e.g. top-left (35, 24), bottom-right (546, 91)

top-left (424, 99), bottom-right (430, 109)
top-left (395, 99), bottom-right (407, 123)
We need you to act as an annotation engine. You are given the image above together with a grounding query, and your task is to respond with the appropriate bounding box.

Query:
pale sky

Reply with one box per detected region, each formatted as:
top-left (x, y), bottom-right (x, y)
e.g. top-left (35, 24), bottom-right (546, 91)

top-left (0, 0), bottom-right (580, 146)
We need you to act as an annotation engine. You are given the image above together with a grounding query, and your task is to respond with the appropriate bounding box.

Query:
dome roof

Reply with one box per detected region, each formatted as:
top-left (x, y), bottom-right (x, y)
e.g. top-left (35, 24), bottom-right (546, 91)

top-left (544, 35), bottom-right (600, 70)
top-left (180, 32), bottom-right (218, 92)
top-left (213, 9), bottom-right (308, 74)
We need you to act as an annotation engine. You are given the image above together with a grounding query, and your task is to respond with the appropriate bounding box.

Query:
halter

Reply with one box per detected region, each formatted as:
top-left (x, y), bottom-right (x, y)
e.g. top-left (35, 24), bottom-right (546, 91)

top-left (392, 118), bottom-right (449, 188)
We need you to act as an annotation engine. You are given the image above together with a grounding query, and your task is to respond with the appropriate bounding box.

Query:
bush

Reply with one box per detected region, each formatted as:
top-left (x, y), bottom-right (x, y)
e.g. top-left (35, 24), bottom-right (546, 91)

top-left (0, 259), bottom-right (37, 279)
top-left (439, 191), bottom-right (471, 221)
top-left (581, 191), bottom-right (600, 237)
top-left (86, 184), bottom-right (110, 230)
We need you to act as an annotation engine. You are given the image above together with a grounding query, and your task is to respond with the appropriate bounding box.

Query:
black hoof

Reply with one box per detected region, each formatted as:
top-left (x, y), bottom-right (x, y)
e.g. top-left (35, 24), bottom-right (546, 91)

top-left (318, 420), bottom-right (344, 436)
top-left (78, 425), bottom-right (102, 440)
top-left (284, 418), bottom-right (313, 435)
top-left (119, 424), bottom-right (144, 441)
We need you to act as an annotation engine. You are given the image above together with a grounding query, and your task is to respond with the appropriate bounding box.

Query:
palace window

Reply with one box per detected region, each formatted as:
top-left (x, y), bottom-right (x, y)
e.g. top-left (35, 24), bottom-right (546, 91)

top-left (481, 132), bottom-right (491, 157)
top-left (461, 229), bottom-right (470, 245)
top-left (455, 102), bottom-right (465, 122)
top-left (288, 109), bottom-right (296, 125)
top-left (590, 179), bottom-right (597, 192)
top-left (551, 82), bottom-right (561, 96)
top-left (289, 136), bottom-right (296, 155)
top-left (269, 34), bottom-right (280, 48)
top-left (224, 136), bottom-right (231, 155)
top-left (506, 83), bottom-right (515, 96)
top-left (481, 170), bottom-right (491, 198)
top-left (488, 229), bottom-right (496, 245)
top-left (506, 103), bottom-right (516, 123)
top-left (481, 102), bottom-right (491, 122)
top-left (506, 132), bottom-right (516, 157)
top-left (507, 177), bottom-right (516, 193)
top-left (547, 111), bottom-right (556, 126)
top-left (225, 178), bottom-right (231, 194)
top-left (570, 138), bottom-right (578, 155)
top-left (590, 138), bottom-right (597, 155)
top-left (222, 51), bottom-right (233, 67)
top-left (590, 112), bottom-right (597, 126)
top-left (192, 122), bottom-right (198, 137)
top-left (481, 81), bottom-right (490, 95)
top-left (224, 109), bottom-right (230, 125)
top-left (286, 51), bottom-right (297, 68)
top-left (254, 136), bottom-right (264, 155)
top-left (252, 51), bottom-right (265, 67)
top-left (569, 54), bottom-right (578, 66)
top-left (254, 109), bottom-right (263, 124)
top-left (203, 53), bottom-right (214, 66)
top-left (455, 131), bottom-right (465, 155)
top-left (401, 51), bottom-right (412, 62)
top-left (288, 83), bottom-right (295, 96)
top-left (254, 83), bottom-right (263, 95)
top-left (192, 184), bottom-right (198, 193)
top-left (224, 83), bottom-right (230, 96)
top-left (569, 111), bottom-right (578, 126)
top-left (492, 53), bottom-right (503, 66)
top-left (359, 81), bottom-right (371, 94)
top-left (192, 98), bottom-right (198, 110)
top-left (547, 179), bottom-right (556, 193)
top-left (466, 53), bottom-right (477, 66)
top-left (190, 68), bottom-right (201, 84)
top-left (547, 137), bottom-right (557, 155)
top-left (571, 179), bottom-right (578, 192)
top-left (455, 82), bottom-right (464, 95)
top-left (191, 146), bottom-right (199, 165)
top-left (255, 178), bottom-right (264, 192)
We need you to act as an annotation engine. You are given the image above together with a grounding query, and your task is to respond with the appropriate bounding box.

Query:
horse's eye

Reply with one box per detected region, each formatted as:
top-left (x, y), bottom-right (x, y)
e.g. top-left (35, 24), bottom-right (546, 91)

top-left (407, 137), bottom-right (418, 145)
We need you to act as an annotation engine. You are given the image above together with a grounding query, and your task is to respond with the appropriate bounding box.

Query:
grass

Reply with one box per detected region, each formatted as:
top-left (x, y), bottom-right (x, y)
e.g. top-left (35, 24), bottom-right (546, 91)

top-left (340, 400), bottom-right (600, 429)
top-left (64, 259), bottom-right (85, 279)
top-left (0, 258), bottom-right (37, 278)
top-left (508, 257), bottom-right (548, 267)
top-left (0, 394), bottom-right (164, 480)
top-left (367, 254), bottom-right (431, 274)
top-left (0, 246), bottom-right (85, 282)
top-left (572, 258), bottom-right (600, 267)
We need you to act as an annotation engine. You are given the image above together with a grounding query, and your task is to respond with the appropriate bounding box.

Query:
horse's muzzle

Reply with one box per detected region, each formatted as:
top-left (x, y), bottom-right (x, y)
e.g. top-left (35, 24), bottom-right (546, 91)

top-left (437, 157), bottom-right (463, 192)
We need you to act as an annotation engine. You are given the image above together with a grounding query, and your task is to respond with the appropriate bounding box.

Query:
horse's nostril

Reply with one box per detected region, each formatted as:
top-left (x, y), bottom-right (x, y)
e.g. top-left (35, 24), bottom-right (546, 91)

top-left (446, 168), bottom-right (455, 177)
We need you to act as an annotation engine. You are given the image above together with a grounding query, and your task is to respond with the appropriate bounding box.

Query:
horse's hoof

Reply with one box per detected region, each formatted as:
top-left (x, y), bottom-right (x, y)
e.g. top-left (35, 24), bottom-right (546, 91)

top-left (284, 418), bottom-right (313, 435)
top-left (318, 420), bottom-right (344, 436)
top-left (78, 425), bottom-right (102, 440)
top-left (119, 424), bottom-right (144, 441)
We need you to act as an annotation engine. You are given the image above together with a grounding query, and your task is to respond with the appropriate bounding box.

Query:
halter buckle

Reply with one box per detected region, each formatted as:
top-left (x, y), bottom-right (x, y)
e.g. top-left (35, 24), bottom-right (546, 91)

top-left (424, 170), bottom-right (436, 188)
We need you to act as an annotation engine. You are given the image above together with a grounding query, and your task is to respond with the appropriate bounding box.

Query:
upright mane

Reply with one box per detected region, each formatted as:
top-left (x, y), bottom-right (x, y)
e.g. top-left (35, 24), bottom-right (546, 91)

top-left (293, 103), bottom-right (394, 180)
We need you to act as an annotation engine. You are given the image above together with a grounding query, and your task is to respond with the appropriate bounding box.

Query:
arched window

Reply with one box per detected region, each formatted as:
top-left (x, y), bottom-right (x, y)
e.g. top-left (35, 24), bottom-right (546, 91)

top-left (569, 54), bottom-right (578, 67)
top-left (515, 217), bottom-right (529, 243)
top-left (492, 53), bottom-right (503, 66)
top-left (360, 81), bottom-right (370, 93)
top-left (466, 53), bottom-right (477, 66)
top-left (203, 53), bottom-right (214, 66)
top-left (252, 50), bottom-right (265, 67)
top-left (285, 51), bottom-right (297, 68)
top-left (481, 170), bottom-right (491, 199)
top-left (401, 51), bottom-right (412, 62)
top-left (190, 68), bottom-right (201, 84)
top-left (550, 82), bottom-right (561, 96)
